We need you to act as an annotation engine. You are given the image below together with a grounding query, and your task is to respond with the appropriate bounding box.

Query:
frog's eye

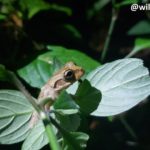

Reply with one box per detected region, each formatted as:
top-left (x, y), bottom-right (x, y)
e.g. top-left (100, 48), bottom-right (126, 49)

top-left (64, 69), bottom-right (75, 81)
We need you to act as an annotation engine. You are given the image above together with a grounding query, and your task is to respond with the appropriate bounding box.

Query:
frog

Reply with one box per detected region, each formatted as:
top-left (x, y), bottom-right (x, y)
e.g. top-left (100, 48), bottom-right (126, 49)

top-left (30, 61), bottom-right (84, 127)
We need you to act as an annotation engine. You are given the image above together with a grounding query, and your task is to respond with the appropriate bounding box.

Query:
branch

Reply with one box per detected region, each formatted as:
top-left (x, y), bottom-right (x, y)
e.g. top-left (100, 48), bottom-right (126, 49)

top-left (7, 71), bottom-right (61, 150)
top-left (100, 2), bottom-right (119, 62)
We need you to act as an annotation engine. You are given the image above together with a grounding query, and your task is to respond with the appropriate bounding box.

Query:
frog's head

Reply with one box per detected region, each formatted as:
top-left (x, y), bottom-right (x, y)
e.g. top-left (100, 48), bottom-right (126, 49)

top-left (50, 62), bottom-right (84, 91)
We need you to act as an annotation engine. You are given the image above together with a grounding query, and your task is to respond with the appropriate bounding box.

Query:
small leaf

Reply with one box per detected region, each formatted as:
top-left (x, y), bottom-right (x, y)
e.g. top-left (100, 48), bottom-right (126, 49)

top-left (49, 4), bottom-right (72, 16)
top-left (22, 121), bottom-right (48, 150)
top-left (0, 90), bottom-right (33, 144)
top-left (126, 38), bottom-right (150, 57)
top-left (64, 24), bottom-right (82, 39)
top-left (54, 91), bottom-right (80, 131)
top-left (87, 0), bottom-right (111, 18)
top-left (63, 132), bottom-right (89, 150)
top-left (133, 38), bottom-right (150, 52)
top-left (74, 80), bottom-right (101, 114)
top-left (128, 20), bottom-right (150, 35)
top-left (86, 58), bottom-right (150, 116)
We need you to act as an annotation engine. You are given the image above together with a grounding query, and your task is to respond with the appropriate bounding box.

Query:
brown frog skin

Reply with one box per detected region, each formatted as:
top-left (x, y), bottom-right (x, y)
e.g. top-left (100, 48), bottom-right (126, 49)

top-left (30, 62), bottom-right (84, 127)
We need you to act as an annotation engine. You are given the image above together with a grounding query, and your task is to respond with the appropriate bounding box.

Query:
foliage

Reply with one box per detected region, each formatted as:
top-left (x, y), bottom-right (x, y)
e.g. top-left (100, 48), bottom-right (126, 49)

top-left (0, 0), bottom-right (150, 150)
top-left (0, 54), bottom-right (150, 149)
top-left (18, 46), bottom-right (100, 89)
top-left (0, 90), bottom-right (33, 144)
top-left (86, 58), bottom-right (150, 116)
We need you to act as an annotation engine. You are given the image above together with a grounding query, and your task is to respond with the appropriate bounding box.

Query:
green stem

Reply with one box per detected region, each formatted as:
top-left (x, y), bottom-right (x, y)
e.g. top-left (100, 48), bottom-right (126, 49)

top-left (8, 71), bottom-right (41, 113)
top-left (51, 117), bottom-right (81, 150)
top-left (125, 51), bottom-right (136, 58)
top-left (8, 71), bottom-right (61, 150)
top-left (119, 115), bottom-right (137, 140)
top-left (100, 5), bottom-right (118, 62)
top-left (43, 118), bottom-right (61, 150)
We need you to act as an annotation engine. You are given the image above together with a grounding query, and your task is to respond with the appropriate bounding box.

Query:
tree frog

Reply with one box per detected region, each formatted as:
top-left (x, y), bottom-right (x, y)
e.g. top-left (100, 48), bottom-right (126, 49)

top-left (30, 62), bottom-right (84, 127)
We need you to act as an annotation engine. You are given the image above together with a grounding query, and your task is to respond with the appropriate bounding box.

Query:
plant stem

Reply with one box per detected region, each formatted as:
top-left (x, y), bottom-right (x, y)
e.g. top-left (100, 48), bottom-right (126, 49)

top-left (43, 118), bottom-right (61, 150)
top-left (119, 115), bottom-right (137, 140)
top-left (50, 117), bottom-right (81, 150)
top-left (8, 71), bottom-right (61, 150)
top-left (8, 71), bottom-right (41, 113)
top-left (125, 51), bottom-right (136, 58)
top-left (100, 4), bottom-right (118, 62)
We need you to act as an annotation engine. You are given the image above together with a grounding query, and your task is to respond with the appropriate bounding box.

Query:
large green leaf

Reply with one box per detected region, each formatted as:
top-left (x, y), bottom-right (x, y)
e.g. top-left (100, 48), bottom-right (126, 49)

top-left (86, 58), bottom-right (150, 116)
top-left (74, 80), bottom-right (101, 115)
top-left (126, 38), bottom-right (150, 58)
top-left (18, 46), bottom-right (100, 89)
top-left (0, 90), bottom-right (33, 144)
top-left (46, 46), bottom-right (100, 73)
top-left (22, 121), bottom-right (48, 150)
top-left (18, 59), bottom-right (52, 88)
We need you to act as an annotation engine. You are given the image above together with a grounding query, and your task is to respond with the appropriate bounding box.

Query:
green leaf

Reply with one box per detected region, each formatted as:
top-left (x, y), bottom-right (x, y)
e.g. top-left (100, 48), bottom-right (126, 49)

top-left (128, 20), bottom-right (150, 35)
top-left (0, 64), bottom-right (9, 81)
top-left (54, 91), bottom-right (80, 131)
top-left (19, 0), bottom-right (72, 18)
top-left (19, 0), bottom-right (50, 18)
top-left (17, 59), bottom-right (53, 88)
top-left (126, 38), bottom-right (150, 57)
top-left (86, 58), bottom-right (150, 116)
top-left (0, 14), bottom-right (7, 20)
top-left (0, 90), bottom-right (33, 144)
top-left (63, 132), bottom-right (89, 150)
top-left (56, 114), bottom-right (80, 132)
top-left (18, 46), bottom-right (100, 89)
top-left (54, 91), bottom-right (78, 110)
top-left (47, 45), bottom-right (100, 73)
top-left (22, 121), bottom-right (48, 150)
top-left (48, 4), bottom-right (72, 16)
top-left (64, 24), bottom-right (82, 39)
top-left (74, 80), bottom-right (101, 115)
top-left (87, 0), bottom-right (111, 18)
top-left (133, 38), bottom-right (150, 52)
